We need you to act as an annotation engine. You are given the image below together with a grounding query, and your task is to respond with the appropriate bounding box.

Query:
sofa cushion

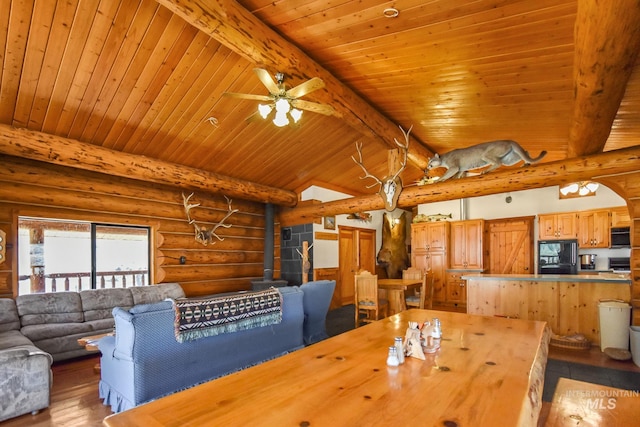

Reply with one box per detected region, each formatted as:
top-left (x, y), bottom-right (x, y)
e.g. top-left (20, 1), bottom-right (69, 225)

top-left (21, 322), bottom-right (92, 342)
top-left (0, 299), bottom-right (20, 332)
top-left (85, 318), bottom-right (116, 332)
top-left (16, 292), bottom-right (84, 325)
top-left (80, 288), bottom-right (134, 321)
top-left (129, 283), bottom-right (184, 305)
top-left (0, 330), bottom-right (34, 350)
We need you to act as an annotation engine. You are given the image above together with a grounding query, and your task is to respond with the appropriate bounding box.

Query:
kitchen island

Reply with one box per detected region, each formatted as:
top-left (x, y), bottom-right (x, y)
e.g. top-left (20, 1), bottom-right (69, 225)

top-left (463, 273), bottom-right (631, 345)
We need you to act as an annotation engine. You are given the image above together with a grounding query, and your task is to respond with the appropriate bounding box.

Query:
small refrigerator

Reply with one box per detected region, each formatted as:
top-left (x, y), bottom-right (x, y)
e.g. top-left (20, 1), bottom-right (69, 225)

top-left (538, 239), bottom-right (578, 274)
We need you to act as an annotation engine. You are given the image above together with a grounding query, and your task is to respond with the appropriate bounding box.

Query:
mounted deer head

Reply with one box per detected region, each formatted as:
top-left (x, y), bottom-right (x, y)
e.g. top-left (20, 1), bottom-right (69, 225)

top-left (182, 193), bottom-right (239, 246)
top-left (352, 125), bottom-right (411, 211)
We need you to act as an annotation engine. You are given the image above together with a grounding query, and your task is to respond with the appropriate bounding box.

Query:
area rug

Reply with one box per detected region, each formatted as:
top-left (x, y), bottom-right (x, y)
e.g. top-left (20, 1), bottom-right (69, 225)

top-left (173, 288), bottom-right (282, 342)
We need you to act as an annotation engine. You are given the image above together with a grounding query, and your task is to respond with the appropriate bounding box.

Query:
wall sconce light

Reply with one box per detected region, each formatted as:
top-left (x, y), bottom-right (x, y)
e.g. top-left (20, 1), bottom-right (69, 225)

top-left (258, 98), bottom-right (303, 127)
top-left (559, 181), bottom-right (599, 198)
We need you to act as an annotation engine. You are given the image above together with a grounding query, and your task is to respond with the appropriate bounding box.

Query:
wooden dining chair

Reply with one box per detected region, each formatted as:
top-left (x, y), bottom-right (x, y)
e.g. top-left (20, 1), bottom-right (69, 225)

top-left (405, 269), bottom-right (434, 309)
top-left (354, 271), bottom-right (388, 327)
top-left (403, 267), bottom-right (424, 308)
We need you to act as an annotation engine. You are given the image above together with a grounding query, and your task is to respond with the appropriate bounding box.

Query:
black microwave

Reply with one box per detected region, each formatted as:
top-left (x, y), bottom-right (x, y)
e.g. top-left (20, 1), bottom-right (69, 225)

top-left (611, 227), bottom-right (631, 248)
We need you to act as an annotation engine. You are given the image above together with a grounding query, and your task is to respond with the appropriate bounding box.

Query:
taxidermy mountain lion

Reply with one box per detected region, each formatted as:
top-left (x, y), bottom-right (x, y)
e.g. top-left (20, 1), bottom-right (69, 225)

top-left (427, 140), bottom-right (546, 182)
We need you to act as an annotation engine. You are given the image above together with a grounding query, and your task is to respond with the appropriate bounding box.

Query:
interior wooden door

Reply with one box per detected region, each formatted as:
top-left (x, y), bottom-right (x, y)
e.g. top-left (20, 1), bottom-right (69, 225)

top-left (486, 216), bottom-right (534, 274)
top-left (338, 226), bottom-right (376, 306)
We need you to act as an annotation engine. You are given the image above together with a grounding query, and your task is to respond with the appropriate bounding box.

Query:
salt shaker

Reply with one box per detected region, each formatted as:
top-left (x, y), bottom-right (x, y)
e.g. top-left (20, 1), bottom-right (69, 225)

top-left (394, 336), bottom-right (405, 364)
top-left (386, 346), bottom-right (400, 366)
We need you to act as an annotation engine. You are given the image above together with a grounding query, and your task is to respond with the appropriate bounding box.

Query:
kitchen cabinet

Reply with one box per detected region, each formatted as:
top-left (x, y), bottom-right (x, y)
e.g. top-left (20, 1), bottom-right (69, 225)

top-left (411, 222), bottom-right (449, 304)
top-left (538, 212), bottom-right (577, 240)
top-left (577, 209), bottom-right (610, 248)
top-left (414, 250), bottom-right (448, 303)
top-left (450, 219), bottom-right (484, 270)
top-left (445, 271), bottom-right (467, 308)
top-left (411, 221), bottom-right (448, 252)
top-left (610, 206), bottom-right (631, 227)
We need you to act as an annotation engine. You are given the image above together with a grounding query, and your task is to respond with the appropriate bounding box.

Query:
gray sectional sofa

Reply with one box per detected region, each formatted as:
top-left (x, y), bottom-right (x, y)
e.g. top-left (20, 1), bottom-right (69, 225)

top-left (0, 280), bottom-right (336, 421)
top-left (0, 282), bottom-right (185, 422)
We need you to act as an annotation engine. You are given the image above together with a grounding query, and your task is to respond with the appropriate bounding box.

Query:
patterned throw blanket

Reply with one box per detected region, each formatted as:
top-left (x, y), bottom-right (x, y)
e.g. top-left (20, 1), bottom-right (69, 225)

top-left (173, 288), bottom-right (282, 343)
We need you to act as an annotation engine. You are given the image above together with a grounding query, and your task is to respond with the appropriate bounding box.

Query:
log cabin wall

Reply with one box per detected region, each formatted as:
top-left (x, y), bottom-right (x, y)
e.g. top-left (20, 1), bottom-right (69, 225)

top-left (0, 154), bottom-right (276, 298)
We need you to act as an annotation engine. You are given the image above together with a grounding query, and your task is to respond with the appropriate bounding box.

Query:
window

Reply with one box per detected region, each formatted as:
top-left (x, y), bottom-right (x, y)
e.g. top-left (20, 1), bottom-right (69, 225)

top-left (18, 217), bottom-right (150, 295)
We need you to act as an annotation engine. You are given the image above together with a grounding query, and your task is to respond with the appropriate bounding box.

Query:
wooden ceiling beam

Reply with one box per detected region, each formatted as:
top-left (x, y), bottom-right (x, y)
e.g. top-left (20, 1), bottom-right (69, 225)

top-left (154, 0), bottom-right (433, 170)
top-left (279, 146), bottom-right (640, 226)
top-left (0, 124), bottom-right (298, 207)
top-left (568, 0), bottom-right (640, 156)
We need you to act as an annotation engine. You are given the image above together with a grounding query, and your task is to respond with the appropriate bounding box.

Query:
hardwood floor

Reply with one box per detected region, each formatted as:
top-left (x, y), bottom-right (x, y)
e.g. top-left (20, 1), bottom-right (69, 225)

top-left (3, 334), bottom-right (638, 426)
top-left (549, 344), bottom-right (640, 373)
top-left (3, 355), bottom-right (112, 427)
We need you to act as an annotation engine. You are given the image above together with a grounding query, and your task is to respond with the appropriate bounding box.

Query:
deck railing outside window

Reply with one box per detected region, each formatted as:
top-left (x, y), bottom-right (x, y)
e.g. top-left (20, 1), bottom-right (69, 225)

top-left (18, 269), bottom-right (149, 293)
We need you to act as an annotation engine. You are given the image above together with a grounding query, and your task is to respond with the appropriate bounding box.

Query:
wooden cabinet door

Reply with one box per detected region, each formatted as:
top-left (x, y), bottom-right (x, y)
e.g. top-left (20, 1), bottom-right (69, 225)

top-left (486, 217), bottom-right (534, 274)
top-left (411, 223), bottom-right (428, 252)
top-left (427, 222), bottom-right (449, 251)
top-left (430, 251), bottom-right (448, 303)
top-left (445, 272), bottom-right (466, 304)
top-left (464, 220), bottom-right (484, 269)
top-left (611, 206), bottom-right (631, 227)
top-left (411, 222), bottom-right (449, 252)
top-left (450, 221), bottom-right (467, 269)
top-left (450, 220), bottom-right (483, 269)
top-left (539, 213), bottom-right (576, 239)
top-left (412, 249), bottom-right (447, 304)
top-left (412, 249), bottom-right (429, 271)
top-left (538, 214), bottom-right (558, 240)
top-left (556, 212), bottom-right (577, 239)
top-left (578, 210), bottom-right (610, 248)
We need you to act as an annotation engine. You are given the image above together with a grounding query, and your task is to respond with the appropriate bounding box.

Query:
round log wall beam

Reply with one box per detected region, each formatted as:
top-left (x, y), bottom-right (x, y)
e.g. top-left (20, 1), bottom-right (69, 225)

top-left (279, 146), bottom-right (640, 225)
top-left (0, 125), bottom-right (298, 207)
top-left (568, 0), bottom-right (640, 156)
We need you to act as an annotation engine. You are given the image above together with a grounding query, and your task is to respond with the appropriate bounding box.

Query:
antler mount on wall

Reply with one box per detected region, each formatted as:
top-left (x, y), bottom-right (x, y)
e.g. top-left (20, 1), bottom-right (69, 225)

top-left (182, 193), bottom-right (239, 246)
top-left (352, 125), bottom-right (412, 211)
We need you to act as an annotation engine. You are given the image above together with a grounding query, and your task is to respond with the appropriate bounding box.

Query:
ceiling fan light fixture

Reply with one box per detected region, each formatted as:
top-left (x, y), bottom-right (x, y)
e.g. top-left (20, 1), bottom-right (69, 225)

top-left (585, 182), bottom-right (599, 193)
top-left (275, 98), bottom-right (291, 113)
top-left (273, 111), bottom-right (289, 127)
top-left (560, 182), bottom-right (580, 195)
top-left (559, 181), bottom-right (598, 198)
top-left (257, 104), bottom-right (272, 119)
top-left (290, 108), bottom-right (303, 123)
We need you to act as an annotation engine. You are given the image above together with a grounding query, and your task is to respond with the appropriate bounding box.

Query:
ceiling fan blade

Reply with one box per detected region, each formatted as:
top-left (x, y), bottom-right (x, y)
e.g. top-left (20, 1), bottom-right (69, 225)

top-left (253, 68), bottom-right (281, 94)
top-left (291, 99), bottom-right (335, 116)
top-left (286, 77), bottom-right (325, 99)
top-left (223, 92), bottom-right (273, 102)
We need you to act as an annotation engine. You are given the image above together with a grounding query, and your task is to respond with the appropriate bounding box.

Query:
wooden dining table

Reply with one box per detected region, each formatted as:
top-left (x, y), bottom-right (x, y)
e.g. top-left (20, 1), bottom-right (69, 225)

top-left (102, 309), bottom-right (550, 427)
top-left (377, 278), bottom-right (422, 314)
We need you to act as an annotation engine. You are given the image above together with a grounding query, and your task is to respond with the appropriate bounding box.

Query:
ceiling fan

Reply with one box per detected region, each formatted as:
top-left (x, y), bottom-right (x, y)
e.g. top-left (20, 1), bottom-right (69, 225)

top-left (224, 68), bottom-right (335, 126)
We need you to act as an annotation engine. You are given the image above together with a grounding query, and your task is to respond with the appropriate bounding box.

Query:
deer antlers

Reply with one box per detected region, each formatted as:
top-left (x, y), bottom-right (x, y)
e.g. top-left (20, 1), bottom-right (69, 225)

top-left (351, 125), bottom-right (411, 211)
top-left (182, 193), bottom-right (239, 246)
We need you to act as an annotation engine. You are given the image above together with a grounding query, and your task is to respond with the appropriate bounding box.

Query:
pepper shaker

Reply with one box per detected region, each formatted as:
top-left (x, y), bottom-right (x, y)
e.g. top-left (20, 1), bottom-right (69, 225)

top-left (394, 336), bottom-right (405, 364)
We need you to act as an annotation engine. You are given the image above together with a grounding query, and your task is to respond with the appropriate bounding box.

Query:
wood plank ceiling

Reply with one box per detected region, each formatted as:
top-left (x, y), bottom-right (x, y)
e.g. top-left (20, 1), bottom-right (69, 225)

top-left (0, 0), bottom-right (639, 199)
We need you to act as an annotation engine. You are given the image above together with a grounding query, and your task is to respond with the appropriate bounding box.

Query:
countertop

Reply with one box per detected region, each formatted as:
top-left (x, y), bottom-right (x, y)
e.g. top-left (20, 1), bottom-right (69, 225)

top-left (461, 273), bottom-right (631, 284)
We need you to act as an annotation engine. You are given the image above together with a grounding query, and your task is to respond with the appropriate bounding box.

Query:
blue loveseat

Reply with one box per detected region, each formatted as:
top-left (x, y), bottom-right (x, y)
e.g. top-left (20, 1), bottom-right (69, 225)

top-left (98, 283), bottom-right (335, 413)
